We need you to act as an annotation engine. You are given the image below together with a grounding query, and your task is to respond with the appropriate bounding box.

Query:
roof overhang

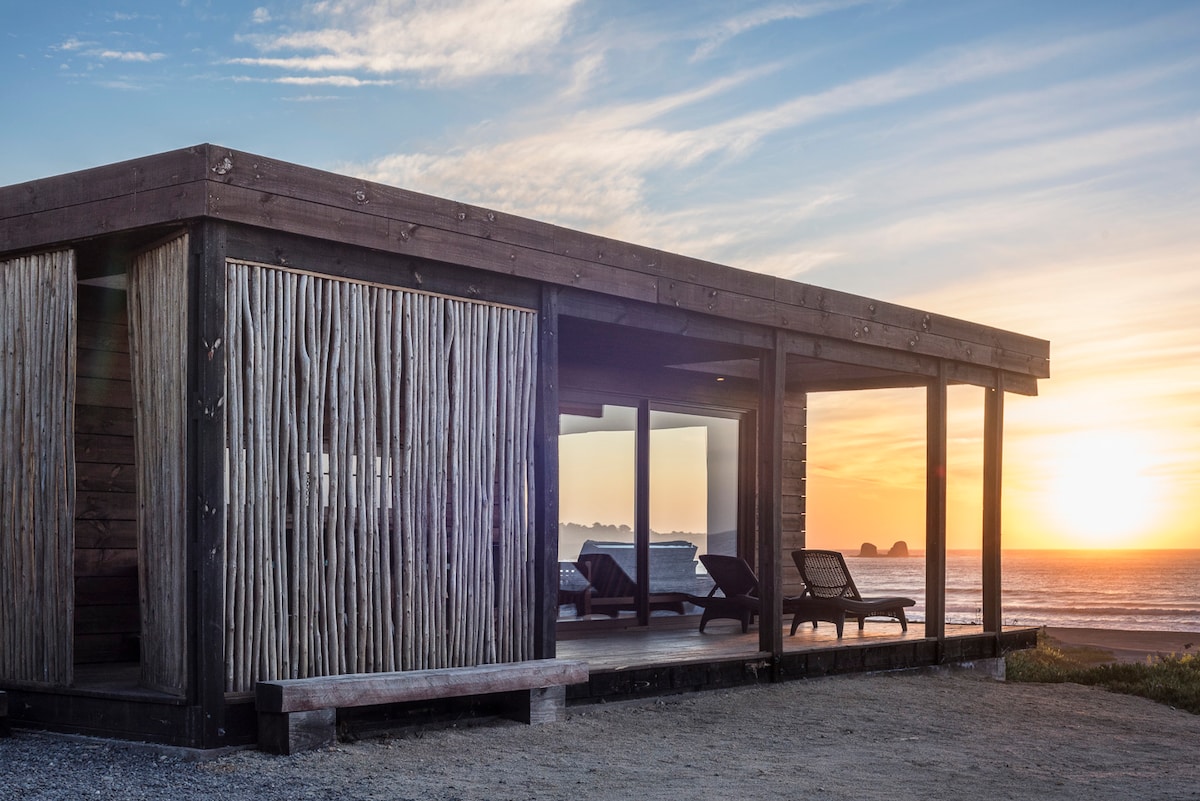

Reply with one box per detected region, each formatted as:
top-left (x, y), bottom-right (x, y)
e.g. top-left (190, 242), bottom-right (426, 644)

top-left (1, 143), bottom-right (1048, 395)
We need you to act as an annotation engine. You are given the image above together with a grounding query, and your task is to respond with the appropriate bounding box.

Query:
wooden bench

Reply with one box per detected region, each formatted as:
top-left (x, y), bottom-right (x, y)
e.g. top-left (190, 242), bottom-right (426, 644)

top-left (256, 659), bottom-right (589, 754)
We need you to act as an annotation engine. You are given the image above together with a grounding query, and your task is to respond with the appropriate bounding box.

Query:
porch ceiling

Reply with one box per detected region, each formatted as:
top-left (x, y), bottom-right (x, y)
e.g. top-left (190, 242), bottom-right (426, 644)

top-left (560, 316), bottom-right (993, 394)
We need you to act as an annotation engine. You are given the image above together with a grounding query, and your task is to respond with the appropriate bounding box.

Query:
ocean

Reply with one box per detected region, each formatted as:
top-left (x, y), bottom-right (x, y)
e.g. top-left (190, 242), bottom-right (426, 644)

top-left (843, 549), bottom-right (1200, 633)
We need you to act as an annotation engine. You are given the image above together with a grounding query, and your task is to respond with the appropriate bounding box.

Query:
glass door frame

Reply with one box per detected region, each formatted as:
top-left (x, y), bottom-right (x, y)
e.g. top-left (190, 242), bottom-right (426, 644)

top-left (558, 388), bottom-right (755, 628)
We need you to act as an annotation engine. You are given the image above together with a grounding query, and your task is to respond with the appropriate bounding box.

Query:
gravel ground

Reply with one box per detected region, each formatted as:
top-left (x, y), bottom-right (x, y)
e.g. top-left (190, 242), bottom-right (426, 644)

top-left (3, 671), bottom-right (1200, 801)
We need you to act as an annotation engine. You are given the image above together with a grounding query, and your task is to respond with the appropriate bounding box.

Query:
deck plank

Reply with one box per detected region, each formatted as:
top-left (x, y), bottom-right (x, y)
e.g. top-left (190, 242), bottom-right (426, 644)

top-left (557, 620), bottom-right (992, 671)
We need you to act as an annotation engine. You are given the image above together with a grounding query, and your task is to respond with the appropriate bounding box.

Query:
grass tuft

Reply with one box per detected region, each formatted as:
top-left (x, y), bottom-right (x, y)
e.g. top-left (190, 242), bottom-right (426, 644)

top-left (1007, 629), bottom-right (1200, 714)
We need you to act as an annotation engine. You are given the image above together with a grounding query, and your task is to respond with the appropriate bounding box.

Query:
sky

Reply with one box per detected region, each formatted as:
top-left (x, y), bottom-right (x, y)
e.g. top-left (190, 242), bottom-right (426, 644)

top-left (3, 0), bottom-right (1199, 550)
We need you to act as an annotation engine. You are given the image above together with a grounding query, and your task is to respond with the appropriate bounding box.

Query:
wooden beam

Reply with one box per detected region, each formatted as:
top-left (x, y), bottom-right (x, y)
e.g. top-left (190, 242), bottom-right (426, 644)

top-left (635, 400), bottom-right (651, 624)
top-left (533, 287), bottom-right (560, 659)
top-left (2, 144), bottom-right (1050, 381)
top-left (924, 366), bottom-right (948, 642)
top-left (0, 184), bottom-right (209, 254)
top-left (223, 223), bottom-right (540, 312)
top-left (197, 145), bottom-right (1047, 369)
top-left (982, 376), bottom-right (1005, 633)
top-left (189, 222), bottom-right (229, 747)
top-left (208, 182), bottom-right (660, 305)
top-left (758, 334), bottom-right (786, 663)
top-left (663, 278), bottom-right (1047, 378)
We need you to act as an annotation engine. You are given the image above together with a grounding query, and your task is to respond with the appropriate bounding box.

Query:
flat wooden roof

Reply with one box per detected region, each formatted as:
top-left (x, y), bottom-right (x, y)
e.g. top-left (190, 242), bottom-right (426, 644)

top-left (0, 143), bottom-right (1048, 393)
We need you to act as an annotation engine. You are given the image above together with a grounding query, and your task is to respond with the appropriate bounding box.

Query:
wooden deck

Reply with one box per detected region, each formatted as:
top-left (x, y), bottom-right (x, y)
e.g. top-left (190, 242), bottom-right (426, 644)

top-left (559, 619), bottom-right (1022, 669)
top-left (558, 618), bottom-right (1036, 702)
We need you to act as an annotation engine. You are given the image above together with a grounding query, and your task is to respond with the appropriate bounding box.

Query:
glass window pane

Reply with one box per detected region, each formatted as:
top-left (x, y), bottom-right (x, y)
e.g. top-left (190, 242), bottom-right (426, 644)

top-left (558, 404), bottom-right (637, 617)
top-left (649, 410), bottom-right (740, 595)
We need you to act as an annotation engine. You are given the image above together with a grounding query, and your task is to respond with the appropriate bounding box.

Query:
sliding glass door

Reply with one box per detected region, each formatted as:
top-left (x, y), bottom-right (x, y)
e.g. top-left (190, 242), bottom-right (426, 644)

top-left (648, 409), bottom-right (739, 595)
top-left (558, 399), bottom-right (742, 623)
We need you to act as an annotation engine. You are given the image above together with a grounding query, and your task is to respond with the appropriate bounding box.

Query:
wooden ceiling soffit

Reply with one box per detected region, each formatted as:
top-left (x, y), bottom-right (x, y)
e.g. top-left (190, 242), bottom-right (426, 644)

top-left (556, 287), bottom-right (772, 351)
top-left (664, 353), bottom-right (1036, 396)
top-left (662, 278), bottom-right (1047, 379)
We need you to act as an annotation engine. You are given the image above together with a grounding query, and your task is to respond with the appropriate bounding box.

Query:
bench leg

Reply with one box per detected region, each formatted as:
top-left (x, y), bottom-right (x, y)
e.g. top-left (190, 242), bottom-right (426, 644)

top-left (506, 685), bottom-right (567, 725)
top-left (0, 690), bottom-right (8, 737)
top-left (258, 708), bottom-right (336, 755)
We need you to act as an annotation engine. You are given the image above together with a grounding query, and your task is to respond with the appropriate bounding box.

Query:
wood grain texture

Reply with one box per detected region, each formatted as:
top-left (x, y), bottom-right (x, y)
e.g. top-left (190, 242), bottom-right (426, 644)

top-left (128, 234), bottom-right (190, 695)
top-left (1, 144), bottom-right (1049, 389)
top-left (224, 261), bottom-right (539, 691)
top-left (0, 249), bottom-right (76, 686)
top-left (256, 659), bottom-right (588, 713)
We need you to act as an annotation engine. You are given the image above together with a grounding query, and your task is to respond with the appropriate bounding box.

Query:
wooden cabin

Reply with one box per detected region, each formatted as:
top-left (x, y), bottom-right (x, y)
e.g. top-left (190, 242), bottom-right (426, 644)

top-left (0, 145), bottom-right (1047, 750)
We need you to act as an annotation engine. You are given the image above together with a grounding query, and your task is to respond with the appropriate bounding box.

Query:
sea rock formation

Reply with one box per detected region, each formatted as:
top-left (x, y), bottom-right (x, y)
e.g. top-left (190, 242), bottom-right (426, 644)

top-left (858, 542), bottom-right (879, 557)
top-left (888, 540), bottom-right (909, 557)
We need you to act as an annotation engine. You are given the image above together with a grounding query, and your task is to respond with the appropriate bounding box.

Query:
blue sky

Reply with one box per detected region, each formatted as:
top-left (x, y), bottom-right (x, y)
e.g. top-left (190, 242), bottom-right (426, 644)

top-left (4, 0), bottom-right (1200, 547)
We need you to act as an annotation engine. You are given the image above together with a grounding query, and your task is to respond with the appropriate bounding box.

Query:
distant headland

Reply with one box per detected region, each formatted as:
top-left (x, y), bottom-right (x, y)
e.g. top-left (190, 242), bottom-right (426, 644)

top-left (858, 540), bottom-right (909, 557)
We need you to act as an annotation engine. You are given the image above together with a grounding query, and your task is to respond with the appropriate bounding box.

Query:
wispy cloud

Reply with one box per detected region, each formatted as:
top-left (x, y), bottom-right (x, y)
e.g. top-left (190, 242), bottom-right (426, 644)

top-left (691, 0), bottom-right (880, 61)
top-left (339, 65), bottom-right (773, 230)
top-left (341, 30), bottom-right (1092, 254)
top-left (232, 0), bottom-right (582, 83)
top-left (91, 50), bottom-right (166, 62)
top-left (232, 74), bottom-right (399, 87)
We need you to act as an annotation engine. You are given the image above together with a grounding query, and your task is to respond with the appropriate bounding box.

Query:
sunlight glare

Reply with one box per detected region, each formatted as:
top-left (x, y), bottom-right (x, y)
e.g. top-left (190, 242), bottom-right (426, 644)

top-left (1045, 431), bottom-right (1164, 548)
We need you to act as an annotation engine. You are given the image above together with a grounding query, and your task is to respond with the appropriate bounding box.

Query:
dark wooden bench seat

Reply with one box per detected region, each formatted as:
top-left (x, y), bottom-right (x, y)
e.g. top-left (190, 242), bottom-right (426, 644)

top-left (256, 659), bottom-right (589, 754)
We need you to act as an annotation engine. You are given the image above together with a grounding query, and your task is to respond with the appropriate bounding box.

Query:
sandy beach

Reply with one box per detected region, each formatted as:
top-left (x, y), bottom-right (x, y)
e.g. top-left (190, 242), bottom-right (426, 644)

top-left (3, 627), bottom-right (1198, 801)
top-left (1044, 627), bottom-right (1199, 663)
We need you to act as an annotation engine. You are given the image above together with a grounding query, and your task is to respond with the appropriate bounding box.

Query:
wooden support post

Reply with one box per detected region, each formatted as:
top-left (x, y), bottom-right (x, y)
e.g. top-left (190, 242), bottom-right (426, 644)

top-left (982, 375), bottom-right (1005, 633)
top-left (925, 366), bottom-right (948, 642)
top-left (758, 333), bottom-right (785, 663)
top-left (0, 690), bottom-right (9, 737)
top-left (508, 685), bottom-right (567, 725)
top-left (635, 399), bottom-right (651, 624)
top-left (190, 222), bottom-right (229, 746)
top-left (533, 287), bottom-right (560, 659)
top-left (258, 709), bottom-right (336, 756)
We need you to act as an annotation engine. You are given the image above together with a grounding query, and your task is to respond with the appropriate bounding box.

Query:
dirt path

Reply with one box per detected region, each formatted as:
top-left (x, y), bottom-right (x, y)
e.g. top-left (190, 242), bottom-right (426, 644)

top-left (5, 670), bottom-right (1199, 800)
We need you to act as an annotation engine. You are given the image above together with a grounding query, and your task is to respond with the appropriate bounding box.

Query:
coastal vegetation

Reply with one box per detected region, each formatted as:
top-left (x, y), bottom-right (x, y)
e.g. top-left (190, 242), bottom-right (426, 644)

top-left (1007, 629), bottom-right (1200, 714)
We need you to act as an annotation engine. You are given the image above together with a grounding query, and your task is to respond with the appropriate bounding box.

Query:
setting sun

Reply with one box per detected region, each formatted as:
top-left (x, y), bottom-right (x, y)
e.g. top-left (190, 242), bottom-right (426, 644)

top-left (1043, 431), bottom-right (1165, 548)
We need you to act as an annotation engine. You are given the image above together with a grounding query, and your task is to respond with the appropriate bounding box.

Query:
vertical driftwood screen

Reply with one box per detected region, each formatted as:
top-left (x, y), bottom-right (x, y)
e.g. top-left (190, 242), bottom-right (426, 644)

top-left (224, 261), bottom-right (537, 691)
top-left (127, 236), bottom-right (191, 695)
top-left (0, 250), bottom-right (76, 686)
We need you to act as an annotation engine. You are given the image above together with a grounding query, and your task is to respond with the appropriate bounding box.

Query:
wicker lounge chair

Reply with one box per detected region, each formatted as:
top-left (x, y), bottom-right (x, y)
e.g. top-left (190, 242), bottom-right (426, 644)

top-left (572, 552), bottom-right (688, 618)
top-left (789, 549), bottom-right (915, 637)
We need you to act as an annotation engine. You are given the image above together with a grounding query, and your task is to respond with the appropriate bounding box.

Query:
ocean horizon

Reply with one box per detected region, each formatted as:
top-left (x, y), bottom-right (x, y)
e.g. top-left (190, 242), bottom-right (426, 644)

top-left (837, 548), bottom-right (1200, 633)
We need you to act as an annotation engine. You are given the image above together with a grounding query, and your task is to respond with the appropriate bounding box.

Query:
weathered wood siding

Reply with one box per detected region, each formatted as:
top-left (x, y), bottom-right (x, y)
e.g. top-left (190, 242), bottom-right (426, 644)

top-left (0, 250), bottom-right (76, 685)
top-left (75, 285), bottom-right (140, 665)
top-left (223, 261), bottom-right (537, 692)
top-left (781, 391), bottom-right (807, 597)
top-left (128, 236), bottom-right (190, 694)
